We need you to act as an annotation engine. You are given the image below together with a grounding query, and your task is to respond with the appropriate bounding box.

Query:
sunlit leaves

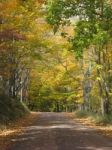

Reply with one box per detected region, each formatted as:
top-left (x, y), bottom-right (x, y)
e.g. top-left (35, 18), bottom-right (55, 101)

top-left (46, 0), bottom-right (112, 57)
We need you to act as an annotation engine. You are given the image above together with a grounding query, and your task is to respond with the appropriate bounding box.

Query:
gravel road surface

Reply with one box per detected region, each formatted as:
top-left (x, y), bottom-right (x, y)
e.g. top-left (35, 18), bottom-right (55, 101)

top-left (8, 112), bottom-right (112, 150)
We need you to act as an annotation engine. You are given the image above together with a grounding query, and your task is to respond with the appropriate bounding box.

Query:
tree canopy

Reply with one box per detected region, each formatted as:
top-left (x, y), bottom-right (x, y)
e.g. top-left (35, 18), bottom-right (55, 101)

top-left (0, 0), bottom-right (112, 122)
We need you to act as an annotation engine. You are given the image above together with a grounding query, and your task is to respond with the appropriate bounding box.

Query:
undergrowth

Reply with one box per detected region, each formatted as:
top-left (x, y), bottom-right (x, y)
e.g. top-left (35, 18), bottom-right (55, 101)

top-left (0, 94), bottom-right (29, 126)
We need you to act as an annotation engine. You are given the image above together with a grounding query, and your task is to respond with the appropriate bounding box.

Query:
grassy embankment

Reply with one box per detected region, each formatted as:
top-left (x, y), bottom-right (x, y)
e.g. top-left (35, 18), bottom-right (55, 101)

top-left (0, 94), bottom-right (29, 129)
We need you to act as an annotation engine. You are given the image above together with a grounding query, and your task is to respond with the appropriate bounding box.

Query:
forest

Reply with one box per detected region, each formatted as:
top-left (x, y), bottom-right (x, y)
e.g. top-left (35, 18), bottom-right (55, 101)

top-left (0, 0), bottom-right (112, 124)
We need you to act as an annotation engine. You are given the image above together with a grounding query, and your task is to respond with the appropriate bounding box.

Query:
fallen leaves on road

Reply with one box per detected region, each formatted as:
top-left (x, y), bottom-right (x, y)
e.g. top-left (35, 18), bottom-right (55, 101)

top-left (0, 112), bottom-right (38, 150)
top-left (68, 113), bottom-right (112, 138)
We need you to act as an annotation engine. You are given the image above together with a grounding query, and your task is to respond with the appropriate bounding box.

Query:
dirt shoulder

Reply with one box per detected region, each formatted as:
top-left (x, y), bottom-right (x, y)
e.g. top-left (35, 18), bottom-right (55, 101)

top-left (0, 112), bottom-right (39, 150)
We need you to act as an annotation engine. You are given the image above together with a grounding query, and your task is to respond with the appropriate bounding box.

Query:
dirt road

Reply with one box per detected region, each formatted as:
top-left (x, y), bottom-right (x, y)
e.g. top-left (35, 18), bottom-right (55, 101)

top-left (8, 112), bottom-right (112, 150)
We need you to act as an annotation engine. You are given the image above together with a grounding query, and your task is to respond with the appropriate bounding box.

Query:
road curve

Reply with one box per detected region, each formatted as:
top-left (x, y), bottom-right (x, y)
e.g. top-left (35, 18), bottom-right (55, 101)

top-left (8, 112), bottom-right (112, 150)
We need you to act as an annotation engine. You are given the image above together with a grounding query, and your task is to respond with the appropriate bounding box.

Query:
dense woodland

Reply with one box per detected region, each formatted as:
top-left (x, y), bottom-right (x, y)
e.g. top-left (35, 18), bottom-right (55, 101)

top-left (0, 0), bottom-right (112, 124)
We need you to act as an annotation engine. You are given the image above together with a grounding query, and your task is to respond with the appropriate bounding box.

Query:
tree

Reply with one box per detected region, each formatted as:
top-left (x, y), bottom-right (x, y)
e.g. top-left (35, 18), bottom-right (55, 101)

top-left (28, 32), bottom-right (83, 112)
top-left (46, 0), bottom-right (112, 115)
top-left (0, 0), bottom-right (45, 101)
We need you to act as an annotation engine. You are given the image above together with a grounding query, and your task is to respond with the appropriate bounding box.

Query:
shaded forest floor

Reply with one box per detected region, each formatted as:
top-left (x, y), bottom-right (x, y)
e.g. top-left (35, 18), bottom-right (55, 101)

top-left (0, 112), bottom-right (112, 150)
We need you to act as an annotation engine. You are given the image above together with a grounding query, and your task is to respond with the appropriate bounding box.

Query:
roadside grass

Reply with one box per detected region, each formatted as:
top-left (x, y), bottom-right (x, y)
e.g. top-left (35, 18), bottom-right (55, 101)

top-left (75, 110), bottom-right (112, 125)
top-left (95, 114), bottom-right (112, 125)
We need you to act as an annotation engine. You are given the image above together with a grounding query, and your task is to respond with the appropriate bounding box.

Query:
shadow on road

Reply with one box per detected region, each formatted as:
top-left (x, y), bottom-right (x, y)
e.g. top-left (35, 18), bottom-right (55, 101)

top-left (8, 113), bottom-right (112, 150)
